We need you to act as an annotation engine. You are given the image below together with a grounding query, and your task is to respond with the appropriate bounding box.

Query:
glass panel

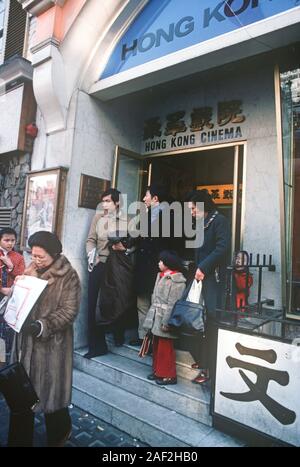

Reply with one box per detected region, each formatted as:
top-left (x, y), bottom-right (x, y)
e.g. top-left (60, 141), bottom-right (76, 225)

top-left (114, 148), bottom-right (149, 214)
top-left (280, 67), bottom-right (300, 318)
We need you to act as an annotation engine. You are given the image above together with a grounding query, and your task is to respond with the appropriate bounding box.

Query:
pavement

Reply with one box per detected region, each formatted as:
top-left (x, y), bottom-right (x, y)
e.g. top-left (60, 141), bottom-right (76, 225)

top-left (0, 395), bottom-right (149, 448)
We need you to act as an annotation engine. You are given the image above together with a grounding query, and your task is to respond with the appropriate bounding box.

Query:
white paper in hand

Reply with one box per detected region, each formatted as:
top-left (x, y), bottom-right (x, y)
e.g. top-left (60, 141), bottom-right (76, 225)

top-left (187, 279), bottom-right (203, 304)
top-left (4, 276), bottom-right (48, 333)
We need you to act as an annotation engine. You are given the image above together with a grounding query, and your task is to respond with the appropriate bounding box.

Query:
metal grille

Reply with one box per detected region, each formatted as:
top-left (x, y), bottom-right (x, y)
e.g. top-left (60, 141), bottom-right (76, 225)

top-left (4, 0), bottom-right (27, 61)
top-left (0, 207), bottom-right (12, 228)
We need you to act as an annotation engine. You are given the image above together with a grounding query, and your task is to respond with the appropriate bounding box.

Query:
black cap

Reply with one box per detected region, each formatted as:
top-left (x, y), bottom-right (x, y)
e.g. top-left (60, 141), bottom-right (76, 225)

top-left (159, 250), bottom-right (184, 272)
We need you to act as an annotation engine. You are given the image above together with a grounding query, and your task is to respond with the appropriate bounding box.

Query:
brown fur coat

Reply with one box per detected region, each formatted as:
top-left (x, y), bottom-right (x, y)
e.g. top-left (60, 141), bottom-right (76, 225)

top-left (15, 255), bottom-right (81, 413)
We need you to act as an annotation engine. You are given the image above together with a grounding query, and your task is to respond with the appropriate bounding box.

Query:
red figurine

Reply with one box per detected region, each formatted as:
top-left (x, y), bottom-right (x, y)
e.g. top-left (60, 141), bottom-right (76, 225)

top-left (233, 250), bottom-right (253, 311)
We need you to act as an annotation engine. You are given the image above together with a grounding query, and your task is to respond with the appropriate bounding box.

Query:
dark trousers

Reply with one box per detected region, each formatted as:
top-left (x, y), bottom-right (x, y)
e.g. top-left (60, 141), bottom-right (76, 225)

top-left (87, 262), bottom-right (107, 353)
top-left (8, 407), bottom-right (71, 447)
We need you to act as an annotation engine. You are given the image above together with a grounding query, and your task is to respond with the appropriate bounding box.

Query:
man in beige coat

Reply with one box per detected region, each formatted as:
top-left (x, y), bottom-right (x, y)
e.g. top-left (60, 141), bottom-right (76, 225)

top-left (85, 188), bottom-right (127, 357)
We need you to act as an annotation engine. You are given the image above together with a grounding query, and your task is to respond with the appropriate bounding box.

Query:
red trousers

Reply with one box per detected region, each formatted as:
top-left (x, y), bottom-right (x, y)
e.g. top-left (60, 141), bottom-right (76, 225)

top-left (152, 336), bottom-right (176, 378)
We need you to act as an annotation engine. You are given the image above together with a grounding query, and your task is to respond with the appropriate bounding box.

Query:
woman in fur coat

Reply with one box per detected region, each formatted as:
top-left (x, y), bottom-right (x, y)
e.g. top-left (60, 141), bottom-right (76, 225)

top-left (143, 250), bottom-right (186, 385)
top-left (8, 231), bottom-right (81, 447)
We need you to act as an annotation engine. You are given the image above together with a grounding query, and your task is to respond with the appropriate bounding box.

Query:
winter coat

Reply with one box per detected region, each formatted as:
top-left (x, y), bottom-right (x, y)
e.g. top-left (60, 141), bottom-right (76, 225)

top-left (86, 210), bottom-right (128, 266)
top-left (143, 272), bottom-right (186, 339)
top-left (98, 248), bottom-right (135, 325)
top-left (14, 255), bottom-right (81, 414)
top-left (195, 211), bottom-right (230, 313)
top-left (135, 206), bottom-right (173, 296)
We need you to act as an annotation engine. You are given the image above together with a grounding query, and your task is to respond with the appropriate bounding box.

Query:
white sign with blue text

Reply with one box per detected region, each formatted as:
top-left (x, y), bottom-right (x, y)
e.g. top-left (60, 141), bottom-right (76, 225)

top-left (101, 0), bottom-right (299, 79)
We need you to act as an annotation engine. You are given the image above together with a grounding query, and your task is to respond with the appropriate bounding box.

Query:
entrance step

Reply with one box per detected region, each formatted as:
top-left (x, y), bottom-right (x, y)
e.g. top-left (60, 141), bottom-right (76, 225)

top-left (72, 367), bottom-right (244, 447)
top-left (74, 348), bottom-right (211, 425)
top-left (106, 337), bottom-right (201, 381)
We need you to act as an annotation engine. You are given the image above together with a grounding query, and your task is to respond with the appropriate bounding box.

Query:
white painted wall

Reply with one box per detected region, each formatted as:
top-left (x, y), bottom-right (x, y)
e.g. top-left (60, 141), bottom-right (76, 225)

top-left (62, 90), bottom-right (143, 347)
top-left (30, 54), bottom-right (283, 348)
top-left (133, 59), bottom-right (282, 310)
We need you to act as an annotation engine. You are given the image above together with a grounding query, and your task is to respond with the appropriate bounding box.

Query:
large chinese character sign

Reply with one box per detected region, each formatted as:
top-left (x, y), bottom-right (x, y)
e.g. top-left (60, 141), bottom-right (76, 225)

top-left (214, 329), bottom-right (300, 446)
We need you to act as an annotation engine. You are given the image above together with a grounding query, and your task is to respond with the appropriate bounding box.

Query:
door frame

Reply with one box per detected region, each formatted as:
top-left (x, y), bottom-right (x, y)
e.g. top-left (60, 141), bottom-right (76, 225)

top-left (143, 141), bottom-right (247, 256)
top-left (112, 141), bottom-right (247, 255)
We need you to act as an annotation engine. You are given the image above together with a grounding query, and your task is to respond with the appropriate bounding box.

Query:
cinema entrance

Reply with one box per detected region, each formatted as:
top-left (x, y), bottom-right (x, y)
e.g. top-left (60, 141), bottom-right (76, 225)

top-left (112, 142), bottom-right (245, 260)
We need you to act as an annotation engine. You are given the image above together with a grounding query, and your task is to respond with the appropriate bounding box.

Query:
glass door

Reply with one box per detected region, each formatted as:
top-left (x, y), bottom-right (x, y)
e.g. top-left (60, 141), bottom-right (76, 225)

top-left (280, 67), bottom-right (300, 319)
top-left (112, 145), bottom-right (150, 211)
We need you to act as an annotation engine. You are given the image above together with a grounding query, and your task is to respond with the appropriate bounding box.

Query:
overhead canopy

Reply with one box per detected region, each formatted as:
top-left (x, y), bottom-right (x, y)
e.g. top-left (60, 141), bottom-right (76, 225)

top-left (91, 0), bottom-right (300, 100)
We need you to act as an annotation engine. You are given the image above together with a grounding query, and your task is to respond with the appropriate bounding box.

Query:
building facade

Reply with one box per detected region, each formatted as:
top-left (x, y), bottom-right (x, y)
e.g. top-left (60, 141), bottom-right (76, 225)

top-left (0, 0), bottom-right (295, 447)
top-left (16, 0), bottom-right (300, 345)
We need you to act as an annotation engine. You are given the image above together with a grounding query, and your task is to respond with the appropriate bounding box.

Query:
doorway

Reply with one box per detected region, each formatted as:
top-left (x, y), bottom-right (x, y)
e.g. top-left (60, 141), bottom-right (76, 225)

top-left (112, 143), bottom-right (245, 261)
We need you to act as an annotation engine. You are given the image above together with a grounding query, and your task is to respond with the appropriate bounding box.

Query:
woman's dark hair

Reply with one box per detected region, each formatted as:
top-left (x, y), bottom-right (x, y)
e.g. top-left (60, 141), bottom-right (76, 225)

top-left (0, 227), bottom-right (17, 240)
top-left (159, 250), bottom-right (184, 273)
top-left (100, 188), bottom-right (121, 205)
top-left (28, 231), bottom-right (62, 258)
top-left (190, 189), bottom-right (216, 213)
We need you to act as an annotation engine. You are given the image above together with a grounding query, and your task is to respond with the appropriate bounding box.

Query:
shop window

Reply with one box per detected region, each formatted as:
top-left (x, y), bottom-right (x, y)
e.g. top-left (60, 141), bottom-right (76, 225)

top-left (280, 67), bottom-right (300, 318)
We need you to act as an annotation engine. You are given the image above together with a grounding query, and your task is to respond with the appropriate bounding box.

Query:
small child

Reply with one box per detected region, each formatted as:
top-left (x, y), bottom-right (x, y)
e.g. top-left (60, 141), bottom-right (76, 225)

top-left (0, 227), bottom-right (25, 366)
top-left (143, 250), bottom-right (186, 385)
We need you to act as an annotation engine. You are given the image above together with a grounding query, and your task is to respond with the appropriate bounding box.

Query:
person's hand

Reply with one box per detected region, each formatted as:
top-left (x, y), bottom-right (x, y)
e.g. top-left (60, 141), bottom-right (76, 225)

top-left (0, 255), bottom-right (14, 270)
top-left (0, 287), bottom-right (11, 296)
top-left (112, 242), bottom-right (126, 251)
top-left (161, 325), bottom-right (170, 332)
top-left (14, 275), bottom-right (25, 283)
top-left (195, 268), bottom-right (205, 281)
top-left (22, 321), bottom-right (42, 337)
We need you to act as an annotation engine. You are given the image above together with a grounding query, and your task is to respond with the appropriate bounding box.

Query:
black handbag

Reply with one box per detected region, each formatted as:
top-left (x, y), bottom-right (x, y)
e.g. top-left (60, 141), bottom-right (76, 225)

top-left (0, 335), bottom-right (39, 413)
top-left (168, 281), bottom-right (205, 335)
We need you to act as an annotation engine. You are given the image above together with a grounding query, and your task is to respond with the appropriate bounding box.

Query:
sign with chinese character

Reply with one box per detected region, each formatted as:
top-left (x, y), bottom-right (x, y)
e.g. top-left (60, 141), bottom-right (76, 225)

top-left (142, 101), bottom-right (246, 154)
top-left (100, 0), bottom-right (299, 80)
top-left (197, 184), bottom-right (234, 205)
top-left (214, 329), bottom-right (300, 446)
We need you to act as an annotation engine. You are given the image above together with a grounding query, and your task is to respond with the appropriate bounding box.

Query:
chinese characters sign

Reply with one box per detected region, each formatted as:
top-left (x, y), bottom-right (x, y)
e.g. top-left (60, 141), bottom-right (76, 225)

top-left (197, 185), bottom-right (234, 205)
top-left (214, 329), bottom-right (300, 446)
top-left (142, 100), bottom-right (245, 154)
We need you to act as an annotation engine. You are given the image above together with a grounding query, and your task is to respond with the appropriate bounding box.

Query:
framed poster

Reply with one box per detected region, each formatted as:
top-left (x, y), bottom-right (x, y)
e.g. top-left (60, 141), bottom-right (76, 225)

top-left (20, 167), bottom-right (68, 250)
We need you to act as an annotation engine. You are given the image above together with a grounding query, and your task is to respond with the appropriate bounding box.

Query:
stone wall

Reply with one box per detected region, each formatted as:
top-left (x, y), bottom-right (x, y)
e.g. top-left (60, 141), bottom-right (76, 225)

top-left (0, 152), bottom-right (31, 243)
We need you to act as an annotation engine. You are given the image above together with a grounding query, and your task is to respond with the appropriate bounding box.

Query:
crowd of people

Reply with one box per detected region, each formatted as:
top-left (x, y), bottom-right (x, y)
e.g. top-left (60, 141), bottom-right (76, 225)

top-left (0, 184), bottom-right (234, 446)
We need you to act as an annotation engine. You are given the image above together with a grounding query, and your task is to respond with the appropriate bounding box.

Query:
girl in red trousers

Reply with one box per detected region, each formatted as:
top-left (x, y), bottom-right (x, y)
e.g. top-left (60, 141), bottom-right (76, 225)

top-left (143, 251), bottom-right (186, 385)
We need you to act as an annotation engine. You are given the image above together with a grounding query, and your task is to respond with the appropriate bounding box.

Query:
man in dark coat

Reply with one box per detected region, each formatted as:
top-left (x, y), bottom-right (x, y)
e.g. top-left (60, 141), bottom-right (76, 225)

top-left (130, 184), bottom-right (171, 346)
top-left (188, 190), bottom-right (231, 384)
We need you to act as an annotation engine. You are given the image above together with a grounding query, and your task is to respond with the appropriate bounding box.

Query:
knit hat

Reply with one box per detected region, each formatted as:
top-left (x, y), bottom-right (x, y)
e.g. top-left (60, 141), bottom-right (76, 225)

top-left (28, 231), bottom-right (62, 258)
top-left (159, 250), bottom-right (184, 272)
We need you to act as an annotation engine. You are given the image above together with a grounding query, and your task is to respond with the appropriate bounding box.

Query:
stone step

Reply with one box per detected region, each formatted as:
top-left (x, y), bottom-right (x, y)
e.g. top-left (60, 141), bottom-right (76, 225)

top-left (105, 337), bottom-right (201, 381)
top-left (74, 349), bottom-right (211, 425)
top-left (72, 369), bottom-right (244, 447)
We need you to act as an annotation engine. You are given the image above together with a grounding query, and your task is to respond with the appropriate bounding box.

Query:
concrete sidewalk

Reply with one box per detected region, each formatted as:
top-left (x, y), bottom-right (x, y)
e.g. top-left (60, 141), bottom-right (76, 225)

top-left (0, 395), bottom-right (149, 447)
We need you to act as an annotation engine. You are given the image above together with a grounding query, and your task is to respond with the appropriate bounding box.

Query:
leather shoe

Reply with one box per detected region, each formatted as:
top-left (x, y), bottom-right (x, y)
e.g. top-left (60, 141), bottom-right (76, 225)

top-left (192, 371), bottom-right (210, 384)
top-left (129, 339), bottom-right (143, 347)
top-left (147, 373), bottom-right (158, 380)
top-left (155, 377), bottom-right (177, 386)
top-left (84, 349), bottom-right (108, 358)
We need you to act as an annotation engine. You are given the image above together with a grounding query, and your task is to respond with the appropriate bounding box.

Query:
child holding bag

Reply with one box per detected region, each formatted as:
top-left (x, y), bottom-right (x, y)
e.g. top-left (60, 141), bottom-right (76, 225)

top-left (143, 251), bottom-right (186, 385)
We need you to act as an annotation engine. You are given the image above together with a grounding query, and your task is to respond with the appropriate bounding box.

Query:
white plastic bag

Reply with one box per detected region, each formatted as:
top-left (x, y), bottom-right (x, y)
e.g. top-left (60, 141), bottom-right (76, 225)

top-left (187, 279), bottom-right (203, 304)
